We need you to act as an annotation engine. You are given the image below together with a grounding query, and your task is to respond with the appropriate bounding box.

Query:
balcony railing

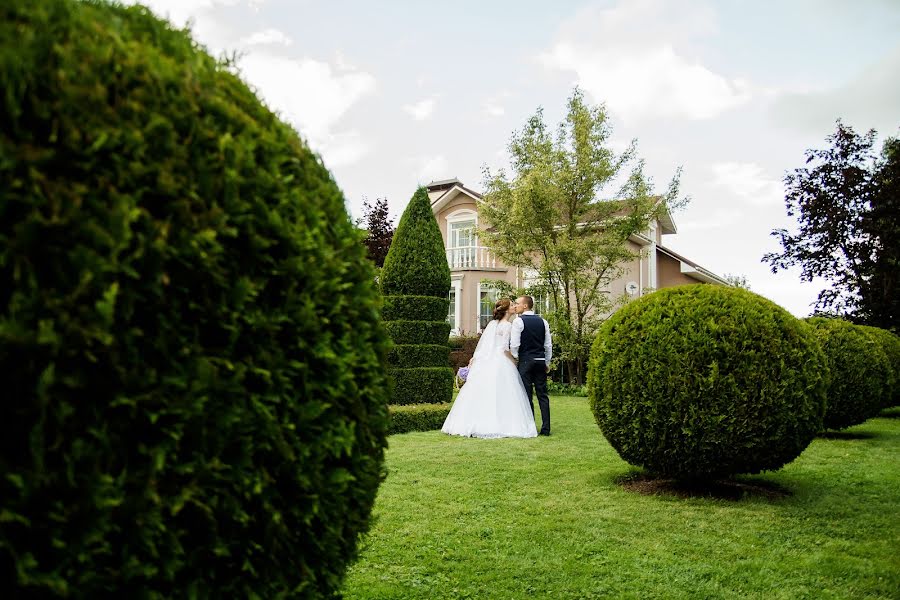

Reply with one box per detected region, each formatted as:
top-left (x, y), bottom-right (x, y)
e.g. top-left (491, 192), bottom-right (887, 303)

top-left (446, 246), bottom-right (499, 270)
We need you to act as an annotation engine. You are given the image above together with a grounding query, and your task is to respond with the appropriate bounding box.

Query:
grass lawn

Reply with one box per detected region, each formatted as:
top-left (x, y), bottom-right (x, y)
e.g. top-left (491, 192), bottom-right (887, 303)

top-left (343, 397), bottom-right (900, 599)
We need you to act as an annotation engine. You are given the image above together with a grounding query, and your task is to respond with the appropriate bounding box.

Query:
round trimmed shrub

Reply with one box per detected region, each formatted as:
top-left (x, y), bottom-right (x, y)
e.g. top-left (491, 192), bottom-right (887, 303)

top-left (381, 187), bottom-right (453, 406)
top-left (806, 319), bottom-right (891, 427)
top-left (856, 325), bottom-right (900, 409)
top-left (588, 285), bottom-right (827, 479)
top-left (0, 1), bottom-right (389, 597)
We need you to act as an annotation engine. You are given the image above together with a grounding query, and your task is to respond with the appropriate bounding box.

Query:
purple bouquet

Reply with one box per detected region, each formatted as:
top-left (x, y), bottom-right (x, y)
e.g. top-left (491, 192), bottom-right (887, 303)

top-left (456, 366), bottom-right (470, 387)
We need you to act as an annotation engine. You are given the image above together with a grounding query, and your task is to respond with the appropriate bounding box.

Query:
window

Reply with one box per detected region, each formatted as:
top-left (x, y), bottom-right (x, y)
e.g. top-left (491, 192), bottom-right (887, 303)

top-left (531, 292), bottom-right (550, 317)
top-left (479, 286), bottom-right (500, 330)
top-left (447, 287), bottom-right (457, 332)
top-left (449, 220), bottom-right (477, 269)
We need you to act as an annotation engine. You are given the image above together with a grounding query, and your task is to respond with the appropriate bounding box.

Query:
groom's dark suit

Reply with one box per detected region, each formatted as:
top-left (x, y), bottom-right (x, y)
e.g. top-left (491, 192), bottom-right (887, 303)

top-left (511, 312), bottom-right (552, 435)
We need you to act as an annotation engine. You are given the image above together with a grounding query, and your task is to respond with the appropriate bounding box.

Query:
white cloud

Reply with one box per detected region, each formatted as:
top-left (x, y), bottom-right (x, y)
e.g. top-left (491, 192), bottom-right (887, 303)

top-left (678, 207), bottom-right (744, 232)
top-left (237, 52), bottom-right (375, 162)
top-left (125, 0), bottom-right (245, 28)
top-left (710, 162), bottom-right (784, 207)
top-left (409, 155), bottom-right (450, 182)
top-left (316, 130), bottom-right (372, 168)
top-left (539, 0), bottom-right (752, 122)
top-left (239, 28), bottom-right (292, 47)
top-left (403, 97), bottom-right (437, 121)
top-left (484, 102), bottom-right (505, 118)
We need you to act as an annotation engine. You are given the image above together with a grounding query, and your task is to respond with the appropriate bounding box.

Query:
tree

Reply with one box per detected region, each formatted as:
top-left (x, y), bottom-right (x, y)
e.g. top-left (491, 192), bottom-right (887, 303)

top-left (861, 136), bottom-right (899, 331)
top-left (360, 196), bottom-right (394, 268)
top-left (723, 273), bottom-right (751, 290)
top-left (763, 121), bottom-right (883, 321)
top-left (479, 88), bottom-right (684, 385)
top-left (380, 187), bottom-right (453, 405)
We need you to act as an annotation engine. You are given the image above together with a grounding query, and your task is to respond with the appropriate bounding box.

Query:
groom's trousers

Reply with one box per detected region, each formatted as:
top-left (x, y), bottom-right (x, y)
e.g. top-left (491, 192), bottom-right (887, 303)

top-left (519, 359), bottom-right (551, 435)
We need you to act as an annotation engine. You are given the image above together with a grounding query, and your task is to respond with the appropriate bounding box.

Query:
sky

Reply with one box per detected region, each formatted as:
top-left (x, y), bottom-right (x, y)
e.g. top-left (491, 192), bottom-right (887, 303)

top-left (128, 0), bottom-right (899, 317)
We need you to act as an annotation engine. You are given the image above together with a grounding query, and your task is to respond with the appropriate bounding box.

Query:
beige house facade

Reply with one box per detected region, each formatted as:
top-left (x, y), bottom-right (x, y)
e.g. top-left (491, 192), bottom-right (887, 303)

top-left (427, 178), bottom-right (729, 336)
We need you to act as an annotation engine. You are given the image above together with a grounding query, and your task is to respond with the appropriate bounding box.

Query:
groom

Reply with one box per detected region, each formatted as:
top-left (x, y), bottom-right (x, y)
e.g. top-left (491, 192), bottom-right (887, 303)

top-left (510, 296), bottom-right (553, 436)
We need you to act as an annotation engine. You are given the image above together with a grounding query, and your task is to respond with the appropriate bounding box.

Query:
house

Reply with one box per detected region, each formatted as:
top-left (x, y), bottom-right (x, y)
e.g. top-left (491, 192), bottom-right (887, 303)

top-left (427, 178), bottom-right (729, 335)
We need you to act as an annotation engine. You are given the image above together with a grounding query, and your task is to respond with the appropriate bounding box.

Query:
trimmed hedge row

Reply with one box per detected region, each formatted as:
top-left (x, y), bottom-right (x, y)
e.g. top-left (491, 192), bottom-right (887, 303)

top-left (589, 285), bottom-right (827, 480)
top-left (806, 318), bottom-right (889, 430)
top-left (0, 1), bottom-right (390, 597)
top-left (382, 295), bottom-right (449, 322)
top-left (384, 320), bottom-right (451, 349)
top-left (857, 325), bottom-right (900, 409)
top-left (449, 335), bottom-right (480, 371)
top-left (388, 344), bottom-right (451, 369)
top-left (389, 368), bottom-right (455, 406)
top-left (388, 403), bottom-right (453, 435)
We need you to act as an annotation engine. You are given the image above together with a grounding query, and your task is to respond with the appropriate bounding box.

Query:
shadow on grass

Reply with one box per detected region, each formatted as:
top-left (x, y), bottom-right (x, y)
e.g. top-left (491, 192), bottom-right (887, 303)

top-left (615, 471), bottom-right (792, 501)
top-left (818, 430), bottom-right (877, 440)
top-left (878, 408), bottom-right (900, 419)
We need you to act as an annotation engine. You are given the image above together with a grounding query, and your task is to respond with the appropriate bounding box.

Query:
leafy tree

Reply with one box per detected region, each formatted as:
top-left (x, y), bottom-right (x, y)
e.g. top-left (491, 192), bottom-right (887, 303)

top-left (861, 137), bottom-right (899, 331)
top-left (724, 273), bottom-right (751, 290)
top-left (763, 120), bottom-right (899, 330)
top-left (359, 196), bottom-right (394, 268)
top-left (479, 88), bottom-right (684, 384)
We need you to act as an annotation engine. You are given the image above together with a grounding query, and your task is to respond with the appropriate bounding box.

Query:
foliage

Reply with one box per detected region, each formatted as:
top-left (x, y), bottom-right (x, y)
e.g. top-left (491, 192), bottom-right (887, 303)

top-left (588, 286), bottom-right (827, 479)
top-left (448, 335), bottom-right (480, 371)
top-left (546, 381), bottom-right (587, 397)
top-left (723, 273), bottom-right (751, 290)
top-left (805, 318), bottom-right (889, 429)
top-left (764, 121), bottom-right (898, 331)
top-left (388, 344), bottom-right (450, 369)
top-left (384, 320), bottom-right (451, 346)
top-left (388, 368), bottom-right (454, 406)
top-left (0, 1), bottom-right (390, 597)
top-left (380, 187), bottom-right (453, 405)
top-left (480, 88), bottom-right (685, 385)
top-left (388, 403), bottom-right (453, 435)
top-left (360, 196), bottom-right (394, 268)
top-left (381, 295), bottom-right (448, 322)
top-left (861, 136), bottom-right (900, 332)
top-left (854, 325), bottom-right (900, 409)
top-left (380, 187), bottom-right (451, 298)
top-left (343, 396), bottom-right (900, 599)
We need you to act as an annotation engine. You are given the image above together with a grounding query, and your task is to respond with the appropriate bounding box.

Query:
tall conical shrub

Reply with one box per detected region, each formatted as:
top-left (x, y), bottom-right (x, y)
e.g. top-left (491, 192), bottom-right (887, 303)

top-left (381, 187), bottom-right (453, 405)
top-left (0, 1), bottom-right (390, 597)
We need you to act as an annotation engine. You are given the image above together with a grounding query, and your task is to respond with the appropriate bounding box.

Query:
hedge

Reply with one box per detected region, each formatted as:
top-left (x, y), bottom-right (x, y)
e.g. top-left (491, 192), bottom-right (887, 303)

top-left (384, 320), bottom-right (451, 346)
top-left (857, 325), bottom-right (900, 409)
top-left (388, 344), bottom-right (451, 369)
top-left (0, 1), bottom-right (390, 597)
top-left (382, 295), bottom-right (450, 322)
top-left (449, 335), bottom-right (480, 371)
top-left (389, 368), bottom-right (455, 406)
top-left (388, 403), bottom-right (454, 434)
top-left (589, 285), bottom-right (827, 479)
top-left (380, 187), bottom-right (452, 298)
top-left (807, 318), bottom-right (891, 428)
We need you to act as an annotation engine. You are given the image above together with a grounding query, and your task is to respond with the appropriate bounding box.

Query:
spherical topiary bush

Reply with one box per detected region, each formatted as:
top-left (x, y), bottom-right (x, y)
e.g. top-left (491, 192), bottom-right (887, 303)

top-left (588, 285), bottom-right (827, 480)
top-left (806, 319), bottom-right (891, 427)
top-left (380, 187), bottom-right (453, 406)
top-left (0, 1), bottom-right (389, 597)
top-left (856, 325), bottom-right (900, 409)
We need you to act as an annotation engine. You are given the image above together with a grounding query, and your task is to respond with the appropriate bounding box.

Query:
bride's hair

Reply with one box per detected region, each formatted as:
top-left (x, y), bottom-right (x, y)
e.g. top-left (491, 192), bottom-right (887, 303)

top-left (493, 298), bottom-right (511, 321)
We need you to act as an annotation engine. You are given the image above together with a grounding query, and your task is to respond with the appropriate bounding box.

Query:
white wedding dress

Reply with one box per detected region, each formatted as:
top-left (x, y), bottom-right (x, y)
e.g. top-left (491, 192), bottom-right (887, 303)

top-left (442, 319), bottom-right (538, 438)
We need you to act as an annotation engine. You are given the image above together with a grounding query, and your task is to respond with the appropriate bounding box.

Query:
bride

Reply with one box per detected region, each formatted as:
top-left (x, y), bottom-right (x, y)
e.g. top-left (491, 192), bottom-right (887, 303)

top-left (442, 298), bottom-right (538, 438)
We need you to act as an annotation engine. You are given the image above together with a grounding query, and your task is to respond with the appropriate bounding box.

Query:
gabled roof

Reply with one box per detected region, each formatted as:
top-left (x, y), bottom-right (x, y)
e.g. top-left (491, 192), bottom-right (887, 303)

top-left (427, 179), bottom-right (482, 213)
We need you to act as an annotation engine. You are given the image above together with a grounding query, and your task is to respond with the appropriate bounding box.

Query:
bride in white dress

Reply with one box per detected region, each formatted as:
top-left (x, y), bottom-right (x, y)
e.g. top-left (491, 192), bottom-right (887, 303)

top-left (442, 298), bottom-right (538, 439)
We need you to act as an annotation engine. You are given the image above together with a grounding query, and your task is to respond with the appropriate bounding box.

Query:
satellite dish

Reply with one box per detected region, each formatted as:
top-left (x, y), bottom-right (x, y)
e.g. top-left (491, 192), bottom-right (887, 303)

top-left (625, 281), bottom-right (639, 295)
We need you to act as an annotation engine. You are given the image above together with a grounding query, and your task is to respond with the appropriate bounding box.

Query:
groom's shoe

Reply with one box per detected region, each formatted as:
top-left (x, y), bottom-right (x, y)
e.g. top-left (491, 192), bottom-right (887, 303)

top-left (539, 431), bottom-right (551, 436)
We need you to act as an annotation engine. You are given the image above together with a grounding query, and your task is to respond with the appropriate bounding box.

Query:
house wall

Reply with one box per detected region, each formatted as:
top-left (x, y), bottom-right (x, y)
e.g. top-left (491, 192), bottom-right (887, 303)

top-left (658, 253), bottom-right (698, 287)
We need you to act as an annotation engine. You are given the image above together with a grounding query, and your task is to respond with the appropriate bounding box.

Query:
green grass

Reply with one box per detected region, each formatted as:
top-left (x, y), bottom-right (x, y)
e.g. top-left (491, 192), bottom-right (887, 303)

top-left (343, 397), bottom-right (900, 599)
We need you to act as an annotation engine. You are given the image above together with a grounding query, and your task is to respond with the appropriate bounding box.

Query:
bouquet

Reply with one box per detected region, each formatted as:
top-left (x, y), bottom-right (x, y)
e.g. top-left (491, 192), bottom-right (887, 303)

top-left (455, 366), bottom-right (470, 389)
